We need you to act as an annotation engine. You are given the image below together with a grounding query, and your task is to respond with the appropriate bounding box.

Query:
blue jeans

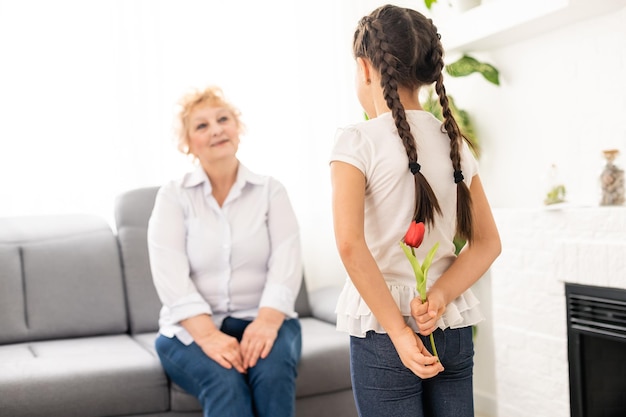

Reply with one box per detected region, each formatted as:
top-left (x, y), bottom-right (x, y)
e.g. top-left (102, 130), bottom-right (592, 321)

top-left (155, 317), bottom-right (302, 417)
top-left (350, 327), bottom-right (474, 417)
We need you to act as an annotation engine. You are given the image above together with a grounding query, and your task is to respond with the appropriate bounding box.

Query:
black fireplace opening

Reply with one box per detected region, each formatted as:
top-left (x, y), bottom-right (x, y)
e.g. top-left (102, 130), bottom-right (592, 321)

top-left (566, 283), bottom-right (626, 417)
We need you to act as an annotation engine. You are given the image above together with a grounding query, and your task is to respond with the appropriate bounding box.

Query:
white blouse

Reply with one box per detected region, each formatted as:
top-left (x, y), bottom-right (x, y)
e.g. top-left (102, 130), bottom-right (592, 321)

top-left (147, 164), bottom-right (303, 345)
top-left (330, 111), bottom-right (484, 337)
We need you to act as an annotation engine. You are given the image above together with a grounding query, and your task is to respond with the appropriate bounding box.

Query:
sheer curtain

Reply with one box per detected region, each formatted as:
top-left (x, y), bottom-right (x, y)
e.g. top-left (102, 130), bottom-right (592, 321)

top-left (0, 0), bottom-right (414, 287)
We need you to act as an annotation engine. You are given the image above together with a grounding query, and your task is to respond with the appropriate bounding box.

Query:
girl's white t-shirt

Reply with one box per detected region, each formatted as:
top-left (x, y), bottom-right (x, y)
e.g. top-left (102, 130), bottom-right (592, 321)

top-left (330, 110), bottom-right (484, 337)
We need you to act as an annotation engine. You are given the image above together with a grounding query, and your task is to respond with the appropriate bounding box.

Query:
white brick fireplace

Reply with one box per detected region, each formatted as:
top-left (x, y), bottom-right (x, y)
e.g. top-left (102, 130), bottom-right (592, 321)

top-left (489, 205), bottom-right (626, 417)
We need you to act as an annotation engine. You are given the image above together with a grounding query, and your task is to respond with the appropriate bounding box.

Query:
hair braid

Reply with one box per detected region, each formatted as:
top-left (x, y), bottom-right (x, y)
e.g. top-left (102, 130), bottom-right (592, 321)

top-left (368, 18), bottom-right (441, 226)
top-left (435, 70), bottom-right (474, 241)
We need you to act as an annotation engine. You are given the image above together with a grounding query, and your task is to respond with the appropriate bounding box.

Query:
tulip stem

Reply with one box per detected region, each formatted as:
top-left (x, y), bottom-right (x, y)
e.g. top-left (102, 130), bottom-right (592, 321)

top-left (420, 292), bottom-right (439, 359)
top-left (429, 333), bottom-right (439, 358)
top-left (405, 244), bottom-right (438, 359)
top-left (413, 247), bottom-right (439, 358)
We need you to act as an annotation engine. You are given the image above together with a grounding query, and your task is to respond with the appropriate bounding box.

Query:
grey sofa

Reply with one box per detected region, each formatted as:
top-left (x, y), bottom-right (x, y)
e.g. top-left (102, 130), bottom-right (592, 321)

top-left (0, 186), bottom-right (356, 417)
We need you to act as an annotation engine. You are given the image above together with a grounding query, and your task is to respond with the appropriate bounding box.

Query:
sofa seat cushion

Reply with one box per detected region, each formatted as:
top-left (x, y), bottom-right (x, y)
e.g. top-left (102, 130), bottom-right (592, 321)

top-left (296, 317), bottom-right (352, 397)
top-left (0, 335), bottom-right (169, 417)
top-left (132, 333), bottom-right (200, 412)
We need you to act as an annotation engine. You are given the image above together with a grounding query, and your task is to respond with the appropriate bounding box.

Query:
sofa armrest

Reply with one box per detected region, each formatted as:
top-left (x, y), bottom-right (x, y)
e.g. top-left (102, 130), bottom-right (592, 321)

top-left (308, 285), bottom-right (342, 325)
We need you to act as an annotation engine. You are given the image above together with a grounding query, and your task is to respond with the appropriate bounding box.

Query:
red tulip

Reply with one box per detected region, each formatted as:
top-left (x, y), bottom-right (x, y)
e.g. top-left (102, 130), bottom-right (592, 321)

top-left (399, 220), bottom-right (440, 359)
top-left (403, 221), bottom-right (425, 248)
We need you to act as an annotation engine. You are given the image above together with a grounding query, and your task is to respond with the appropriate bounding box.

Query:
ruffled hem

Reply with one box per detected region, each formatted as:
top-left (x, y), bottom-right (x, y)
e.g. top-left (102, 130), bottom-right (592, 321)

top-left (335, 280), bottom-right (484, 337)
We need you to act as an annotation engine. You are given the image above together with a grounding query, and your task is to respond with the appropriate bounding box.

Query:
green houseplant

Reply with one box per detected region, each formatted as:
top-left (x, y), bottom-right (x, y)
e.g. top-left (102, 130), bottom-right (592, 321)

top-left (423, 54), bottom-right (500, 158)
top-left (421, 0), bottom-right (501, 156)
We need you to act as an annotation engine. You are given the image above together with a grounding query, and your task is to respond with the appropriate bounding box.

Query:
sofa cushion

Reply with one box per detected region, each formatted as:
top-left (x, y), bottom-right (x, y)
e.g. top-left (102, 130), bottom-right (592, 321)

top-left (0, 245), bottom-right (27, 341)
top-left (309, 285), bottom-right (342, 324)
top-left (295, 276), bottom-right (313, 318)
top-left (0, 215), bottom-right (127, 344)
top-left (132, 332), bottom-right (201, 412)
top-left (115, 187), bottom-right (163, 334)
top-left (296, 317), bottom-right (352, 397)
top-left (0, 335), bottom-right (169, 417)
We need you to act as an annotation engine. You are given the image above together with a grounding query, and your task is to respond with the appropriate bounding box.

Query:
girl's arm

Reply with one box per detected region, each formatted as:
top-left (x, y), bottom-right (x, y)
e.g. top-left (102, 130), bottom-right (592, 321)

top-left (331, 161), bottom-right (443, 378)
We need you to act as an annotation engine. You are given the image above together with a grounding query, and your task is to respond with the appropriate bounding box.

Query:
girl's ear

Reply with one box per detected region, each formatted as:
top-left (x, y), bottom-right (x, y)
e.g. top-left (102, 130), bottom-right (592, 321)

top-left (356, 57), bottom-right (372, 85)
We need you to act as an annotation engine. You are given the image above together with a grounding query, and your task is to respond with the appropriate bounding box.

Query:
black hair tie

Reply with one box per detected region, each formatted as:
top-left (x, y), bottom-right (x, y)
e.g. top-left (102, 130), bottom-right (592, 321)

top-left (454, 170), bottom-right (464, 184)
top-left (408, 161), bottom-right (421, 175)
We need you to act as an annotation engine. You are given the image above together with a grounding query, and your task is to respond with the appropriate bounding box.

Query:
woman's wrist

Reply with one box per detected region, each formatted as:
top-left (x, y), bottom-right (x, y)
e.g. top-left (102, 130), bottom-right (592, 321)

top-left (256, 307), bottom-right (286, 330)
top-left (180, 314), bottom-right (219, 340)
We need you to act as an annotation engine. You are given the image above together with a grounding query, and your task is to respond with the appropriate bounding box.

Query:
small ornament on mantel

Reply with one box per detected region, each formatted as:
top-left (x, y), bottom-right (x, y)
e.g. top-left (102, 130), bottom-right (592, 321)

top-left (544, 163), bottom-right (566, 205)
top-left (600, 149), bottom-right (625, 206)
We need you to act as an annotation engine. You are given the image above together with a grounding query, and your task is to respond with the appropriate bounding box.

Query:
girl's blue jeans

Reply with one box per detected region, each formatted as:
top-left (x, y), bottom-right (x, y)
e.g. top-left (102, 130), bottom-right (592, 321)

top-left (350, 326), bottom-right (474, 417)
top-left (155, 317), bottom-right (302, 417)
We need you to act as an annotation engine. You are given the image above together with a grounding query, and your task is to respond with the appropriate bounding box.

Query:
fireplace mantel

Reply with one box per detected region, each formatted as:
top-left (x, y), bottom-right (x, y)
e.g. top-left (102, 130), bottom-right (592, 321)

top-left (488, 205), bottom-right (626, 417)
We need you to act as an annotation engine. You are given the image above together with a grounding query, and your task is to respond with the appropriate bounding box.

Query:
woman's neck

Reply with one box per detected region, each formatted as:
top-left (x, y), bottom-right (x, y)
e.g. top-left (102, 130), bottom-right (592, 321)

top-left (203, 158), bottom-right (239, 206)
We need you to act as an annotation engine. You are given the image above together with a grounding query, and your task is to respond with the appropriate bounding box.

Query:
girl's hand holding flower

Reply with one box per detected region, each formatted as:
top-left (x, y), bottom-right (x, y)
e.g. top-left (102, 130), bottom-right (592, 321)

top-left (411, 290), bottom-right (446, 336)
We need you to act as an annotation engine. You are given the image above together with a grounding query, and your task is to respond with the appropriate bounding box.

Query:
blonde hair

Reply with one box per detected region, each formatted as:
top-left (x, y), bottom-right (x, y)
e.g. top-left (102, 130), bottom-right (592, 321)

top-left (175, 86), bottom-right (244, 155)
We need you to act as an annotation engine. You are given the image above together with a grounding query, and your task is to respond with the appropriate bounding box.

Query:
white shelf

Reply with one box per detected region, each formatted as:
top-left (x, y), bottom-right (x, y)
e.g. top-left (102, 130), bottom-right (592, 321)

top-left (434, 0), bottom-right (626, 53)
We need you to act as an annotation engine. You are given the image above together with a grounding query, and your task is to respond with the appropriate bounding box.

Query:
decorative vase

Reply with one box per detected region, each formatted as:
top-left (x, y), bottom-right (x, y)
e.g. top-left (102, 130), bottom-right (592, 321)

top-left (600, 149), bottom-right (625, 206)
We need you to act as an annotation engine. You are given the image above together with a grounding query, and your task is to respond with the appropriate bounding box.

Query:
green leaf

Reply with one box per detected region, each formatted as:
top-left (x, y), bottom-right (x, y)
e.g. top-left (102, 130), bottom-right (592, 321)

top-left (399, 241), bottom-right (424, 281)
top-left (399, 241), bottom-right (415, 266)
top-left (422, 88), bottom-right (480, 158)
top-left (446, 55), bottom-right (500, 86)
top-left (418, 243), bottom-right (439, 301)
top-left (421, 242), bottom-right (440, 278)
top-left (417, 276), bottom-right (427, 301)
top-left (422, 88), bottom-right (442, 120)
top-left (425, 0), bottom-right (438, 10)
top-left (453, 236), bottom-right (466, 255)
top-left (400, 241), bottom-right (427, 299)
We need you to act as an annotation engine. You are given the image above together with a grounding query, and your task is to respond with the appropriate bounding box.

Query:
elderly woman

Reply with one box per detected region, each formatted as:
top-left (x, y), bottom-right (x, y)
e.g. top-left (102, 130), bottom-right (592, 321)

top-left (148, 86), bottom-right (303, 417)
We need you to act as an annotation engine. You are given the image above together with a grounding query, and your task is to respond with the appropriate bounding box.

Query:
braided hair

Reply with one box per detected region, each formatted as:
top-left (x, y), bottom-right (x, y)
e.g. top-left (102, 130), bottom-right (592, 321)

top-left (353, 4), bottom-right (474, 242)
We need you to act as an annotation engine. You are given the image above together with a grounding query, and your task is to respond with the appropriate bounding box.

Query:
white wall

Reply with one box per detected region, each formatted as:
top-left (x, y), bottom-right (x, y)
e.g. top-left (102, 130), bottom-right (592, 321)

top-left (445, 7), bottom-right (626, 209)
top-left (0, 0), bottom-right (436, 292)
top-left (0, 0), bottom-right (349, 290)
top-left (445, 5), bottom-right (626, 416)
top-left (490, 205), bottom-right (626, 417)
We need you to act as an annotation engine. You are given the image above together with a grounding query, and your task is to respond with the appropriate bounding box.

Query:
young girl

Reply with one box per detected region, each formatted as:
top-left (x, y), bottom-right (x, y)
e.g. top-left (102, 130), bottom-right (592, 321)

top-left (330, 5), bottom-right (501, 417)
